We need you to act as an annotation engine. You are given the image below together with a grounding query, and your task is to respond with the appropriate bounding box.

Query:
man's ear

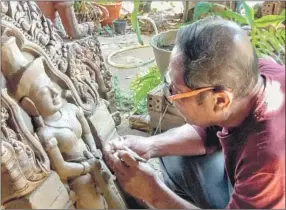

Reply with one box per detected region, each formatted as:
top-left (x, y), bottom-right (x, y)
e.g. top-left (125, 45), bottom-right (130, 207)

top-left (213, 91), bottom-right (233, 112)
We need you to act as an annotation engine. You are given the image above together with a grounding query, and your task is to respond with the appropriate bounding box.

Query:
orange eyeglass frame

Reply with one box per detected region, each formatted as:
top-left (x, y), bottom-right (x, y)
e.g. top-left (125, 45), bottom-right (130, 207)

top-left (167, 87), bottom-right (232, 102)
top-left (164, 71), bottom-right (232, 103)
top-left (167, 87), bottom-right (217, 103)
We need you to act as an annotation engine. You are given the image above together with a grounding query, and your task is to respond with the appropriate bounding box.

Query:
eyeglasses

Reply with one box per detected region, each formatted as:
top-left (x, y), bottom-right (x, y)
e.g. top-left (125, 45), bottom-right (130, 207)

top-left (163, 83), bottom-right (216, 104)
top-left (163, 72), bottom-right (231, 104)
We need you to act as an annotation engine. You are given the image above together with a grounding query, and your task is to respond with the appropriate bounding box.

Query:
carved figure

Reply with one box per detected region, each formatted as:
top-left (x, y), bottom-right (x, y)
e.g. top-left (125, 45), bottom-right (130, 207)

top-left (2, 36), bottom-right (127, 209)
top-left (68, 38), bottom-right (110, 99)
top-left (1, 106), bottom-right (49, 207)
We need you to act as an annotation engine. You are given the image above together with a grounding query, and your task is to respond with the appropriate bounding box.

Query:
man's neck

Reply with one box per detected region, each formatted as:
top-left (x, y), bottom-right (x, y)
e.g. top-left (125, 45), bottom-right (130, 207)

top-left (220, 76), bottom-right (265, 128)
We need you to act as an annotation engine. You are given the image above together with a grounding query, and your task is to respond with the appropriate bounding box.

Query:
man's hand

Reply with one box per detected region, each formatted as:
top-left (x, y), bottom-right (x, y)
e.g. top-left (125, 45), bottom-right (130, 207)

top-left (103, 135), bottom-right (154, 172)
top-left (113, 150), bottom-right (161, 203)
top-left (104, 135), bottom-right (154, 158)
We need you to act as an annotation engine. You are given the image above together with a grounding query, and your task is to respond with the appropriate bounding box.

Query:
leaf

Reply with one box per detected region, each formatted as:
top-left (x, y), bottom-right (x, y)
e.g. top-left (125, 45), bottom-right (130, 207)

top-left (280, 9), bottom-right (285, 17)
top-left (250, 26), bottom-right (258, 45)
top-left (214, 10), bottom-right (248, 25)
top-left (261, 29), bottom-right (283, 52)
top-left (74, 1), bottom-right (80, 11)
top-left (241, 0), bottom-right (254, 26)
top-left (255, 47), bottom-right (262, 58)
top-left (277, 29), bottom-right (286, 43)
top-left (131, 0), bottom-right (144, 45)
top-left (275, 31), bottom-right (285, 46)
top-left (193, 1), bottom-right (213, 21)
top-left (254, 15), bottom-right (285, 28)
top-left (130, 66), bottom-right (161, 107)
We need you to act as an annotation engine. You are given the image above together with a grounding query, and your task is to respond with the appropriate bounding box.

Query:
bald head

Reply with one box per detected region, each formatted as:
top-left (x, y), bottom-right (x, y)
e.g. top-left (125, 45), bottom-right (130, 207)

top-left (173, 16), bottom-right (258, 98)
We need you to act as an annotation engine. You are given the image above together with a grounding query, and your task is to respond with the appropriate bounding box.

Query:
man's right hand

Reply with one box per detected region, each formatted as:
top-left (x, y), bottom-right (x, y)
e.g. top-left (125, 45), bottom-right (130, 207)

top-left (103, 135), bottom-right (154, 171)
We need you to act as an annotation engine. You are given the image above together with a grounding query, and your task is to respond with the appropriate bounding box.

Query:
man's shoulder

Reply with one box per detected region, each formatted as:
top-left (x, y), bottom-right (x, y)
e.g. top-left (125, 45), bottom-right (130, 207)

top-left (259, 58), bottom-right (285, 79)
top-left (256, 59), bottom-right (285, 121)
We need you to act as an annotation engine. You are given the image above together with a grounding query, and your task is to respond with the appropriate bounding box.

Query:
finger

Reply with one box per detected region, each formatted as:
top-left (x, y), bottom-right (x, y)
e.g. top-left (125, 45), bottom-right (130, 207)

top-left (115, 171), bottom-right (129, 182)
top-left (111, 140), bottom-right (126, 150)
top-left (123, 146), bottom-right (147, 162)
top-left (117, 150), bottom-right (138, 168)
top-left (104, 150), bottom-right (121, 168)
top-left (113, 152), bottom-right (130, 176)
top-left (103, 142), bottom-right (115, 154)
top-left (104, 153), bottom-right (115, 171)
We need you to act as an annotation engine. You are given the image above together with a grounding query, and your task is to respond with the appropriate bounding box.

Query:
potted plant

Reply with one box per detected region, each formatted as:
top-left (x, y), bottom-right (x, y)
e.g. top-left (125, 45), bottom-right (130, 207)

top-left (97, 0), bottom-right (123, 26)
top-left (74, 1), bottom-right (109, 24)
top-left (113, 14), bottom-right (128, 34)
top-left (150, 30), bottom-right (178, 76)
top-left (192, 0), bottom-right (285, 65)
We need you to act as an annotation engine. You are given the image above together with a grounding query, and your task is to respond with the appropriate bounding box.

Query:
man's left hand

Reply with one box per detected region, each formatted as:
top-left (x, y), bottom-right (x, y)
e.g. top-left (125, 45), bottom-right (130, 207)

top-left (112, 150), bottom-right (161, 203)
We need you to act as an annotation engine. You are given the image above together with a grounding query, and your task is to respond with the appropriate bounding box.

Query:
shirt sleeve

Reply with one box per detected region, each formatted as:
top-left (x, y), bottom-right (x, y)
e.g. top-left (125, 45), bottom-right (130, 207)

top-left (192, 125), bottom-right (222, 155)
top-left (226, 150), bottom-right (285, 209)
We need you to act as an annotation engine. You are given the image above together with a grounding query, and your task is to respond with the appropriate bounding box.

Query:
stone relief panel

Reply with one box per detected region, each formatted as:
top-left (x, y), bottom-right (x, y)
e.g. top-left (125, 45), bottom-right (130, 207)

top-left (1, 1), bottom-right (115, 118)
top-left (1, 2), bottom-right (125, 208)
top-left (1, 36), bottom-right (126, 209)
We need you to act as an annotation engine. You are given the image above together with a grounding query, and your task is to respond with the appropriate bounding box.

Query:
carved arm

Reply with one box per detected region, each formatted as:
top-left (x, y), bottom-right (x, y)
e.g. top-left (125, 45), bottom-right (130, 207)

top-left (42, 137), bottom-right (90, 179)
top-left (76, 107), bottom-right (97, 154)
top-left (83, 59), bottom-right (109, 94)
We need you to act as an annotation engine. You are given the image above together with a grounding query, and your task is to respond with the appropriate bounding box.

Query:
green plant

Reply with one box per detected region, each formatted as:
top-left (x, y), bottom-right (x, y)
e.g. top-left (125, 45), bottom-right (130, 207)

top-left (74, 1), bottom-right (101, 24)
top-left (130, 65), bottom-right (162, 114)
top-left (193, 0), bottom-right (285, 65)
top-left (112, 76), bottom-right (134, 112)
top-left (95, 0), bottom-right (143, 45)
top-left (131, 0), bottom-right (144, 45)
top-left (74, 1), bottom-right (93, 13)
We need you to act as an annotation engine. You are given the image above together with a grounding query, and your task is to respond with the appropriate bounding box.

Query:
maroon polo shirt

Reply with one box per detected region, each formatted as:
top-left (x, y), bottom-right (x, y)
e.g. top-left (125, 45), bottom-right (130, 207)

top-left (195, 59), bottom-right (285, 208)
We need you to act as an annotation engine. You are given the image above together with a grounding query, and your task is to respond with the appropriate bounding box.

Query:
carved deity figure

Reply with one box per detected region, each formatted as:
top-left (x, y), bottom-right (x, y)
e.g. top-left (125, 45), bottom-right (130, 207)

top-left (1, 37), bottom-right (127, 209)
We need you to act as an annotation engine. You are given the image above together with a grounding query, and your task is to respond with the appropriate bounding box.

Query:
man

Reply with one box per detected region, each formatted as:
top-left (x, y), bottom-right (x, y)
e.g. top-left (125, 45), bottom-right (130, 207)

top-left (104, 16), bottom-right (285, 209)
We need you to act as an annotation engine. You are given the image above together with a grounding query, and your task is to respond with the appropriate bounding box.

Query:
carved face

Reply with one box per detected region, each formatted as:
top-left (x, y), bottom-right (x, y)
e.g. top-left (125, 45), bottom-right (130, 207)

top-left (1, 108), bottom-right (9, 124)
top-left (30, 77), bottom-right (63, 117)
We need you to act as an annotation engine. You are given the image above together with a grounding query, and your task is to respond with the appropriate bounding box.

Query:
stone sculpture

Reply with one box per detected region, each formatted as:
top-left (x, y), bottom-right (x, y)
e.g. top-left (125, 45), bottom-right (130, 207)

top-left (1, 36), bottom-right (127, 209)
top-left (1, 89), bottom-right (73, 209)
top-left (1, 1), bottom-right (116, 114)
top-left (1, 1), bottom-right (126, 208)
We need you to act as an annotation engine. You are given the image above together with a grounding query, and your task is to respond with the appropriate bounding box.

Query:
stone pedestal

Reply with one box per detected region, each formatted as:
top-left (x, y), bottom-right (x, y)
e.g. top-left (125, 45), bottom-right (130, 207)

top-left (4, 172), bottom-right (73, 209)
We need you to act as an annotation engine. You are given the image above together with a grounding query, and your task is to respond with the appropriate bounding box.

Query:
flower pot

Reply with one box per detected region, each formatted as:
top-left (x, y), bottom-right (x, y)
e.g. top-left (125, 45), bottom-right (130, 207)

top-left (113, 19), bottom-right (127, 34)
top-left (100, 2), bottom-right (122, 26)
top-left (150, 29), bottom-right (178, 76)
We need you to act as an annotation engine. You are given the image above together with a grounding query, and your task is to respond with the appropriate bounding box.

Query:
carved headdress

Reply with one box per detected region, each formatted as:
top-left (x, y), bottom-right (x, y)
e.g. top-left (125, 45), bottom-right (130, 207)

top-left (1, 37), bottom-right (52, 102)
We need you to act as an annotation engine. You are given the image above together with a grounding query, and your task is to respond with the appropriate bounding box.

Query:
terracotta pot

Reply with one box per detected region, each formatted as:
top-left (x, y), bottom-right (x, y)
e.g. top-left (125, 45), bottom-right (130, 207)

top-left (100, 2), bottom-right (122, 26)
